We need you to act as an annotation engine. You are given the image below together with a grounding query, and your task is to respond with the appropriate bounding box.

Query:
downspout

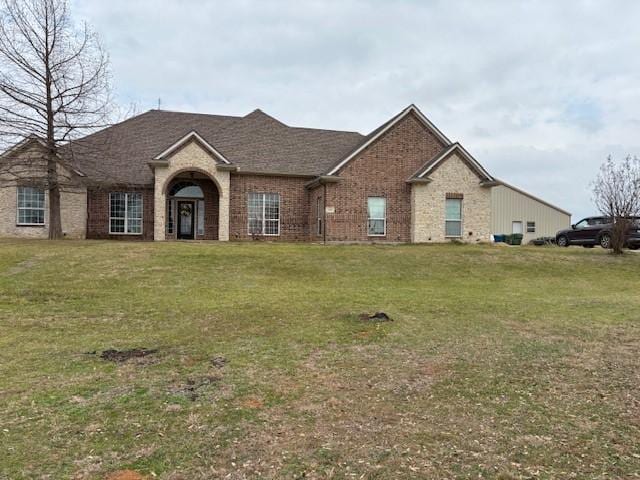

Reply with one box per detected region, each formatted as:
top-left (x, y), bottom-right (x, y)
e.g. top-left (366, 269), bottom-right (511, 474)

top-left (323, 183), bottom-right (327, 245)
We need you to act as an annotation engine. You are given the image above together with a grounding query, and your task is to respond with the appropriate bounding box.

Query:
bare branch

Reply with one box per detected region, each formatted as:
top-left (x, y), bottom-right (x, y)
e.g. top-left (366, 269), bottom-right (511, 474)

top-left (592, 155), bottom-right (640, 254)
top-left (0, 0), bottom-right (114, 238)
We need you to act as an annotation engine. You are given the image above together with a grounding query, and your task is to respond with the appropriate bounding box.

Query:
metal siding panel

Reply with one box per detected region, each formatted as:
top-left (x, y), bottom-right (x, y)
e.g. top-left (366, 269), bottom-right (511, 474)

top-left (491, 185), bottom-right (571, 243)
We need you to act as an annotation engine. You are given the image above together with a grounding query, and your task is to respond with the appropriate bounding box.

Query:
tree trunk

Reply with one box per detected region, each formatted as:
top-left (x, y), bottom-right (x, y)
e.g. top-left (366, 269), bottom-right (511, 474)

top-left (611, 217), bottom-right (628, 255)
top-left (47, 151), bottom-right (62, 239)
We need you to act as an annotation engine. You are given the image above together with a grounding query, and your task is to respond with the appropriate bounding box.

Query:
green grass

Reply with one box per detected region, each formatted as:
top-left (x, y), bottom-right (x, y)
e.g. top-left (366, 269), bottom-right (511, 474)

top-left (1, 240), bottom-right (639, 479)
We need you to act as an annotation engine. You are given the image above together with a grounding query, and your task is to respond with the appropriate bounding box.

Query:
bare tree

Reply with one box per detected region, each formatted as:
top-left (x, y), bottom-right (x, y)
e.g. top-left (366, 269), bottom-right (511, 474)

top-left (592, 155), bottom-right (640, 254)
top-left (0, 0), bottom-right (111, 238)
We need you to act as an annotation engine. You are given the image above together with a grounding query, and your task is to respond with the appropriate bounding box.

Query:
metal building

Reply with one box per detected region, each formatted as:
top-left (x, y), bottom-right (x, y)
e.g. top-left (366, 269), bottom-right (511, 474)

top-left (491, 181), bottom-right (571, 244)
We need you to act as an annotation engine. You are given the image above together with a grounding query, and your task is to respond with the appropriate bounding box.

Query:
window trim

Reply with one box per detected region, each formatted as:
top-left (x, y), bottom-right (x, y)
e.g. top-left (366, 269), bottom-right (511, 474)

top-left (367, 196), bottom-right (387, 237)
top-left (109, 192), bottom-right (143, 236)
top-left (247, 192), bottom-right (281, 237)
top-left (16, 186), bottom-right (46, 226)
top-left (445, 197), bottom-right (463, 238)
top-left (527, 221), bottom-right (536, 233)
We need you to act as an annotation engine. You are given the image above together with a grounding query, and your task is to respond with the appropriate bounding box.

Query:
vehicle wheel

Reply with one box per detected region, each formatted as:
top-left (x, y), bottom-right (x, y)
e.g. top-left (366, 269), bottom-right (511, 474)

top-left (629, 245), bottom-right (639, 251)
top-left (599, 233), bottom-right (611, 249)
top-left (582, 244), bottom-right (594, 248)
top-left (557, 235), bottom-right (569, 247)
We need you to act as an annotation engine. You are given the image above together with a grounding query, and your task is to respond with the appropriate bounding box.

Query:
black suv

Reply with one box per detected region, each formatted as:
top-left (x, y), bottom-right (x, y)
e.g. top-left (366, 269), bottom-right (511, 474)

top-left (556, 216), bottom-right (640, 249)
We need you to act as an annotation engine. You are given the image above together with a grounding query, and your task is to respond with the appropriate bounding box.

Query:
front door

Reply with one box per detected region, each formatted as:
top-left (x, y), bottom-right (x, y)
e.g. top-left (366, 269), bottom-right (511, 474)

top-left (512, 221), bottom-right (523, 234)
top-left (177, 201), bottom-right (195, 239)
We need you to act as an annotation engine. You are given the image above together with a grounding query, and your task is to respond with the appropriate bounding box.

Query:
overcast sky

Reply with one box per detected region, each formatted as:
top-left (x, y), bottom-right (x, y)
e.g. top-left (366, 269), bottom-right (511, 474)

top-left (73, 0), bottom-right (640, 220)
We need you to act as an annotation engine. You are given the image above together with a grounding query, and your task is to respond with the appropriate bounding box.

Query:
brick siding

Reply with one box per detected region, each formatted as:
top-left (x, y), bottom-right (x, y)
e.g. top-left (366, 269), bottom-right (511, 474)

top-left (86, 187), bottom-right (154, 240)
top-left (308, 185), bottom-right (324, 240)
top-left (229, 174), bottom-right (311, 241)
top-left (3, 112), bottom-right (493, 243)
top-left (324, 112), bottom-right (446, 242)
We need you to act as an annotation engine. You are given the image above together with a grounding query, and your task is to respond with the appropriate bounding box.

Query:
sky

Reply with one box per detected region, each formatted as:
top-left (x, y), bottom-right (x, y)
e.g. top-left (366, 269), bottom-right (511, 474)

top-left (72, 0), bottom-right (640, 220)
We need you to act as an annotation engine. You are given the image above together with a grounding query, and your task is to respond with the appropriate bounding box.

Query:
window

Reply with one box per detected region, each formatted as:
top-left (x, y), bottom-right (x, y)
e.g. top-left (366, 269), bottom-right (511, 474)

top-left (197, 200), bottom-right (205, 236)
top-left (445, 198), bottom-right (462, 237)
top-left (170, 182), bottom-right (204, 198)
top-left (527, 221), bottom-right (536, 233)
top-left (109, 192), bottom-right (143, 234)
top-left (367, 197), bottom-right (386, 236)
top-left (248, 192), bottom-right (280, 236)
top-left (317, 196), bottom-right (323, 236)
top-left (17, 186), bottom-right (45, 225)
top-left (167, 199), bottom-right (175, 234)
top-left (574, 219), bottom-right (589, 229)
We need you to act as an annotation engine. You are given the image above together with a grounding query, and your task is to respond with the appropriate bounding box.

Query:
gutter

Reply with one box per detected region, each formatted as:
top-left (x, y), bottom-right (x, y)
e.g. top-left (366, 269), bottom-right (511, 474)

top-left (305, 175), bottom-right (341, 190)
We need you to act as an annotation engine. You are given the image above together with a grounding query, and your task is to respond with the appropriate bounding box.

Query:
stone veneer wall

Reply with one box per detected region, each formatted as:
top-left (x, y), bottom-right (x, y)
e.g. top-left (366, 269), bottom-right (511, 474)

top-left (0, 184), bottom-right (87, 239)
top-left (0, 142), bottom-right (87, 239)
top-left (152, 141), bottom-right (230, 241)
top-left (411, 152), bottom-right (491, 243)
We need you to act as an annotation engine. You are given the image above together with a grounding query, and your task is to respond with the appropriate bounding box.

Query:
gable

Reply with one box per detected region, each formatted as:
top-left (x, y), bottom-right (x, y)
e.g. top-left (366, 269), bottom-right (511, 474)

top-left (326, 105), bottom-right (450, 176)
top-left (427, 151), bottom-right (486, 185)
top-left (153, 131), bottom-right (231, 164)
top-left (1, 137), bottom-right (86, 184)
top-left (411, 143), bottom-right (494, 184)
top-left (331, 110), bottom-right (449, 179)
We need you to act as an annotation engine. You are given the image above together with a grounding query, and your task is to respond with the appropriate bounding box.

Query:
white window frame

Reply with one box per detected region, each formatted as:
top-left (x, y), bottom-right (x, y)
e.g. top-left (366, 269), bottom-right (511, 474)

top-left (109, 192), bottom-right (143, 235)
top-left (527, 221), bottom-right (536, 233)
top-left (16, 186), bottom-right (46, 226)
top-left (247, 192), bottom-right (280, 236)
top-left (367, 196), bottom-right (386, 237)
top-left (445, 198), bottom-right (463, 238)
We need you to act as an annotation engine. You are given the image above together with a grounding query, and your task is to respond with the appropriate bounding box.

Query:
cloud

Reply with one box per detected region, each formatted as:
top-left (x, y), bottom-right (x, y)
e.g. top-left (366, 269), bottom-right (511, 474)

top-left (72, 0), bottom-right (640, 220)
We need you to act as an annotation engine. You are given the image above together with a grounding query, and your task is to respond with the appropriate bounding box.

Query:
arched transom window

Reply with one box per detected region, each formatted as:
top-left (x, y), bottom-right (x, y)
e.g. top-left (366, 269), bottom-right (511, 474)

top-left (169, 181), bottom-right (204, 198)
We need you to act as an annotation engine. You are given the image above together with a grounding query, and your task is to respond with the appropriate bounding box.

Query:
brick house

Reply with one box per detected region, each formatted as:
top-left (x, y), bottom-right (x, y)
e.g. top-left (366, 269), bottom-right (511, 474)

top-left (0, 104), bottom-right (514, 243)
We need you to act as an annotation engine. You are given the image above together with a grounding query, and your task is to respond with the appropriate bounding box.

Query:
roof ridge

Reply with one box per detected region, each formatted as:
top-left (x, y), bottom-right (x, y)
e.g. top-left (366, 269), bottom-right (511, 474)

top-left (154, 109), bottom-right (242, 120)
top-left (243, 108), bottom-right (289, 128)
top-left (59, 110), bottom-right (161, 150)
top-left (289, 125), bottom-right (363, 136)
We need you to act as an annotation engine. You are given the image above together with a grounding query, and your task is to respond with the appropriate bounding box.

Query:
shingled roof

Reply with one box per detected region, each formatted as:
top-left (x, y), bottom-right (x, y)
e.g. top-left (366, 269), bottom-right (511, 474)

top-left (63, 109), bottom-right (365, 185)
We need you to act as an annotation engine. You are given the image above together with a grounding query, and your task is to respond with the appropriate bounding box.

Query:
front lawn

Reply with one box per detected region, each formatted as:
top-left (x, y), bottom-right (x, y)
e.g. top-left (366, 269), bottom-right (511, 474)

top-left (1, 241), bottom-right (639, 479)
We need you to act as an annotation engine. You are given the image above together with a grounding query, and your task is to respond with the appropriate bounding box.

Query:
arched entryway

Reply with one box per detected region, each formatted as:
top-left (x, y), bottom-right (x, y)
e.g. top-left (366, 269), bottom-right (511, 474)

top-left (165, 173), bottom-right (219, 240)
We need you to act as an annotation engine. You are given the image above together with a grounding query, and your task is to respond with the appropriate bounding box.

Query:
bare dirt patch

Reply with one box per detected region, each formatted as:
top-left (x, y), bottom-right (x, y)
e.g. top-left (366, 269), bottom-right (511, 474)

top-left (169, 375), bottom-right (221, 401)
top-left (358, 311), bottom-right (393, 322)
top-left (241, 396), bottom-right (265, 409)
top-left (104, 470), bottom-right (148, 480)
top-left (210, 355), bottom-right (228, 368)
top-left (98, 348), bottom-right (158, 363)
top-left (5, 258), bottom-right (38, 276)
